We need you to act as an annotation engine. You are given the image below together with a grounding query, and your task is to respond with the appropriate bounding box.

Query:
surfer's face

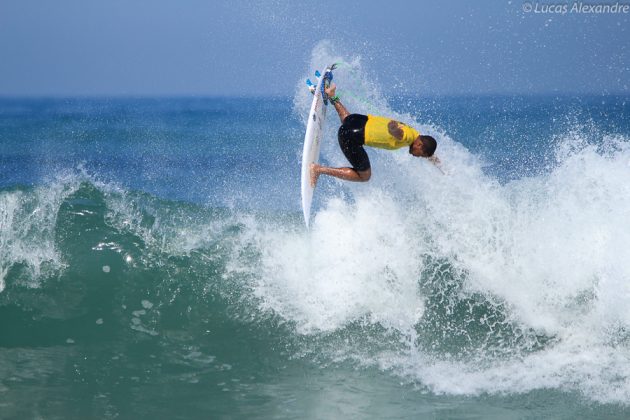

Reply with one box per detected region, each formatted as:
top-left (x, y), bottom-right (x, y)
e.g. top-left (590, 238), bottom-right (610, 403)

top-left (409, 137), bottom-right (427, 157)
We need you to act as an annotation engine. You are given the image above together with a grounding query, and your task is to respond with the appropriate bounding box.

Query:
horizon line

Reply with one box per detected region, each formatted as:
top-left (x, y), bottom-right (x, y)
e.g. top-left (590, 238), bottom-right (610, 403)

top-left (1, 91), bottom-right (629, 100)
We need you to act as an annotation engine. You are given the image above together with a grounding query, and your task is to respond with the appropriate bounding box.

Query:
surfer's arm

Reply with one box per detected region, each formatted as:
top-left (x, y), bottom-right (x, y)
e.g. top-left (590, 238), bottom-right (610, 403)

top-left (428, 156), bottom-right (445, 175)
top-left (331, 98), bottom-right (350, 123)
top-left (325, 83), bottom-right (350, 123)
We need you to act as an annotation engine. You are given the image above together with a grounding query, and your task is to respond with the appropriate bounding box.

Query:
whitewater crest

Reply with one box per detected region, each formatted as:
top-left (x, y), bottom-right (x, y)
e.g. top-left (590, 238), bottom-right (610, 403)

top-left (0, 171), bottom-right (228, 293)
top-left (0, 174), bottom-right (82, 292)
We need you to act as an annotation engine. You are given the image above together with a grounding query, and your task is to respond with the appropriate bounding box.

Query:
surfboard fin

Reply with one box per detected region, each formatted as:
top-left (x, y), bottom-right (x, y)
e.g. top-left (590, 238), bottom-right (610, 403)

top-left (306, 78), bottom-right (316, 94)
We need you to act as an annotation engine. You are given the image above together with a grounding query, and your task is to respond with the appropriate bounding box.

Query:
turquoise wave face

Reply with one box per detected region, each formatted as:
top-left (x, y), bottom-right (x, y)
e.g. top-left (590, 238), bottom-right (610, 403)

top-left (1, 164), bottom-right (629, 418)
top-left (3, 177), bottom-right (533, 350)
top-left (0, 177), bottom-right (547, 419)
top-left (0, 178), bottom-right (306, 418)
top-left (3, 140), bottom-right (630, 417)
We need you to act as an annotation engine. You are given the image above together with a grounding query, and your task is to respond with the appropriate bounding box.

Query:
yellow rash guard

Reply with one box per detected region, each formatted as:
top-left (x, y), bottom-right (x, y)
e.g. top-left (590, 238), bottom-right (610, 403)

top-left (364, 115), bottom-right (420, 150)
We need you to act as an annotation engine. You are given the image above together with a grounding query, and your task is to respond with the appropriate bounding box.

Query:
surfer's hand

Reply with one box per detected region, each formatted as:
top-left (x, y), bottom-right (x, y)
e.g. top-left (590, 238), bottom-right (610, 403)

top-left (429, 156), bottom-right (441, 166)
top-left (429, 156), bottom-right (446, 175)
top-left (325, 83), bottom-right (336, 98)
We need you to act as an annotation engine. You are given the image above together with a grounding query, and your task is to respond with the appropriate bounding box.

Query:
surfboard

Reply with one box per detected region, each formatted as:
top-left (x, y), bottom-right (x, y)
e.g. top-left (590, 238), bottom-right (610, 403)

top-left (301, 64), bottom-right (336, 228)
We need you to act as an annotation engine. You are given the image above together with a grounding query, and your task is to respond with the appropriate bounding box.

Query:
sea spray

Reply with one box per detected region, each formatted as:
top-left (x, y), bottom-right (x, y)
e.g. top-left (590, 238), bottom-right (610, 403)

top-left (1, 42), bottom-right (629, 415)
top-left (234, 41), bottom-right (630, 403)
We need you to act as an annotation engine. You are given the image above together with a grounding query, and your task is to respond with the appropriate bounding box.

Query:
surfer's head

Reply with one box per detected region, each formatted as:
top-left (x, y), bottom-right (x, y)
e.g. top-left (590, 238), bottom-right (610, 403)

top-left (409, 135), bottom-right (437, 158)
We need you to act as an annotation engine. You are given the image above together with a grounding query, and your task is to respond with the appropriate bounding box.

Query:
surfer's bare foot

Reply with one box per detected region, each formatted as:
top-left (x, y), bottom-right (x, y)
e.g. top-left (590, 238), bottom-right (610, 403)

top-left (310, 163), bottom-right (320, 187)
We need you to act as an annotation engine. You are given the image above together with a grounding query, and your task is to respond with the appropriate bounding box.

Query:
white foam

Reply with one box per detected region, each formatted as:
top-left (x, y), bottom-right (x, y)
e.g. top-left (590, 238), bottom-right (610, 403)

top-left (0, 267), bottom-right (6, 293)
top-left (235, 41), bottom-right (630, 404)
top-left (250, 192), bottom-right (426, 334)
top-left (0, 173), bottom-right (81, 291)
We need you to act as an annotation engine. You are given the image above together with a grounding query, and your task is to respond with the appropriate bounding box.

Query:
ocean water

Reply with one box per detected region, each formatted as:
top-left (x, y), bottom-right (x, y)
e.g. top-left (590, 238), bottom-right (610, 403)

top-left (2, 45), bottom-right (630, 419)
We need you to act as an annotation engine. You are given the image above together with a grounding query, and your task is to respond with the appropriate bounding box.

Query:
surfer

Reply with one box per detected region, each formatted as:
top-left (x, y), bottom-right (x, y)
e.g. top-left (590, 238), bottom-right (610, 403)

top-left (310, 83), bottom-right (439, 186)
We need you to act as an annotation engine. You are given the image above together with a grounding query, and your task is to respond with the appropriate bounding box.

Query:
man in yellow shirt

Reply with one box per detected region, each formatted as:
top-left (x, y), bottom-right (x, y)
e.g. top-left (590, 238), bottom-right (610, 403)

top-left (311, 83), bottom-right (438, 186)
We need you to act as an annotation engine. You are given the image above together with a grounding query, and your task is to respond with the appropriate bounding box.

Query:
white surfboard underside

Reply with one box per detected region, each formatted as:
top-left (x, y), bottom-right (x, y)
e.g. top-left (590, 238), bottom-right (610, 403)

top-left (300, 70), bottom-right (330, 228)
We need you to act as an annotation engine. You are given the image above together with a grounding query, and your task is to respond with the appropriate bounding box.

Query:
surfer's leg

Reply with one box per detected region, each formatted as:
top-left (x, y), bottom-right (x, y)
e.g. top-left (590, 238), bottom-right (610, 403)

top-left (311, 163), bottom-right (371, 185)
top-left (310, 118), bottom-right (372, 185)
top-left (339, 116), bottom-right (370, 175)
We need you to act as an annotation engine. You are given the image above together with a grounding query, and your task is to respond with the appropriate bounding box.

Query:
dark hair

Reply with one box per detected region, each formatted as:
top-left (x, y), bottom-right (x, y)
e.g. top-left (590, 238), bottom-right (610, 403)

top-left (420, 135), bottom-right (437, 157)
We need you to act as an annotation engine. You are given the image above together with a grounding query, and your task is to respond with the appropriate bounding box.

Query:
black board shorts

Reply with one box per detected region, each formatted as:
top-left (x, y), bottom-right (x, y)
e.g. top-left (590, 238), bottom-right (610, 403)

top-left (338, 114), bottom-right (371, 172)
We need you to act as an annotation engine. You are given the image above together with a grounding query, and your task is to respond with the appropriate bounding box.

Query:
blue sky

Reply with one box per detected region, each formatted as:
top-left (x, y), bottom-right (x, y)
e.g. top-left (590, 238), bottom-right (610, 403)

top-left (0, 0), bottom-right (628, 96)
